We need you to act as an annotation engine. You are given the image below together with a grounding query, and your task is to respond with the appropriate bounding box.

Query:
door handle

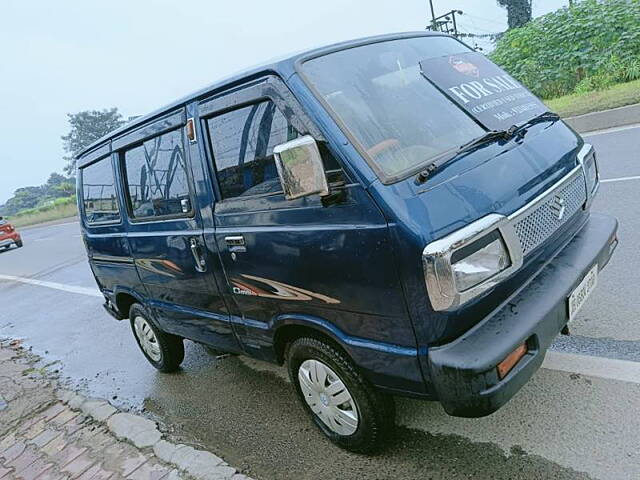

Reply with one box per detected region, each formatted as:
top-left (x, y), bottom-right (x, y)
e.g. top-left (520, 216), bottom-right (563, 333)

top-left (189, 238), bottom-right (207, 273)
top-left (225, 235), bottom-right (246, 253)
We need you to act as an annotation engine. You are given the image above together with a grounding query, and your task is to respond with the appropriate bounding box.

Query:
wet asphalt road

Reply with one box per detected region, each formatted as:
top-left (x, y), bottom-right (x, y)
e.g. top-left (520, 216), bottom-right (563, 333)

top-left (1, 125), bottom-right (640, 479)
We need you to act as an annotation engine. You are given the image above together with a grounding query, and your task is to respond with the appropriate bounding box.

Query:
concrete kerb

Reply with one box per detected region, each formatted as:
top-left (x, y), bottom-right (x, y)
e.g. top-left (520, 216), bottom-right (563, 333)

top-left (56, 389), bottom-right (252, 480)
top-left (564, 103), bottom-right (640, 134)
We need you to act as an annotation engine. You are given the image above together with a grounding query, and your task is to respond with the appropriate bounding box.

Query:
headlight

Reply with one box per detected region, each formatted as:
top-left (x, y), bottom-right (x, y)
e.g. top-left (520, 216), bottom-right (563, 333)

top-left (450, 231), bottom-right (511, 291)
top-left (583, 149), bottom-right (599, 194)
top-left (423, 214), bottom-right (522, 311)
top-left (578, 144), bottom-right (599, 207)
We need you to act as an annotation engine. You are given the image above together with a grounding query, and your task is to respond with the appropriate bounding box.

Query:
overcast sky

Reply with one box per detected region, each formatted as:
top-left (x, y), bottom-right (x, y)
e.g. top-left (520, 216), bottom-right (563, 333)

top-left (0, 0), bottom-right (567, 204)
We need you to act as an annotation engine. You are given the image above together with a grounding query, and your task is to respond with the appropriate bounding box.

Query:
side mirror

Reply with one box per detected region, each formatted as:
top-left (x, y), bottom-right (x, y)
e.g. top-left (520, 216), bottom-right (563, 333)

top-left (274, 135), bottom-right (329, 200)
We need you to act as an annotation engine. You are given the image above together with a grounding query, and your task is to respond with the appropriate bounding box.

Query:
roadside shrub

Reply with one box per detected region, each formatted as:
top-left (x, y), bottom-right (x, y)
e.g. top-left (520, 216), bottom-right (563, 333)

top-left (490, 0), bottom-right (640, 98)
top-left (573, 55), bottom-right (640, 93)
top-left (12, 195), bottom-right (76, 217)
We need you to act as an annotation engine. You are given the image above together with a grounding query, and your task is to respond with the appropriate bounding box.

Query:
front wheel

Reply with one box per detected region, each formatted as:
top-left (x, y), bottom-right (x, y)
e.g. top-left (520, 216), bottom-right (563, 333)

top-left (15, 239), bottom-right (23, 248)
top-left (287, 337), bottom-right (395, 454)
top-left (129, 304), bottom-right (184, 373)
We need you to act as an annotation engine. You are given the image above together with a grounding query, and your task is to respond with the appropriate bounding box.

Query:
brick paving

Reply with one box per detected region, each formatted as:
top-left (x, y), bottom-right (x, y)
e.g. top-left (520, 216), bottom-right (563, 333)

top-left (0, 342), bottom-right (251, 480)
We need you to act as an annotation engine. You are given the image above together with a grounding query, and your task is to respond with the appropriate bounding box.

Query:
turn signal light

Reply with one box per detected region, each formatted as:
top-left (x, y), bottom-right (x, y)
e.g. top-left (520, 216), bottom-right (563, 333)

top-left (186, 118), bottom-right (196, 142)
top-left (497, 343), bottom-right (528, 380)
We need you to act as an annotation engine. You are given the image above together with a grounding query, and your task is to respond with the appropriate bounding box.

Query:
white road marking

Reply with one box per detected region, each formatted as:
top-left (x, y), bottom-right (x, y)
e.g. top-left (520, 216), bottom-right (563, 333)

top-left (543, 350), bottom-right (640, 385)
top-left (600, 175), bottom-right (640, 184)
top-left (582, 123), bottom-right (640, 137)
top-left (0, 274), bottom-right (102, 297)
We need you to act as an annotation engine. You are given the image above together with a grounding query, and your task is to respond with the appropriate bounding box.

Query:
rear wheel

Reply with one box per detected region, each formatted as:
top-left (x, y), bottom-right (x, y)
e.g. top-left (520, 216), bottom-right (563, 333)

top-left (287, 337), bottom-right (395, 454)
top-left (15, 239), bottom-right (23, 248)
top-left (129, 304), bottom-right (184, 373)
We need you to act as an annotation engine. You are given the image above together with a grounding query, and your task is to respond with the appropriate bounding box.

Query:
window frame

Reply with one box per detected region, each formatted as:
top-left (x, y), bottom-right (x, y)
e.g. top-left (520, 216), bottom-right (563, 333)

top-left (80, 154), bottom-right (123, 227)
top-left (199, 75), bottom-right (325, 204)
top-left (205, 98), bottom-right (300, 201)
top-left (118, 126), bottom-right (197, 223)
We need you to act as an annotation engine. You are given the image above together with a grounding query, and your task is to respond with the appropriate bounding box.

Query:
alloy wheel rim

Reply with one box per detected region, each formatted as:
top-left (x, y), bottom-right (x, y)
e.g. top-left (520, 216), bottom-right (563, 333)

top-left (133, 316), bottom-right (162, 362)
top-left (298, 359), bottom-right (359, 436)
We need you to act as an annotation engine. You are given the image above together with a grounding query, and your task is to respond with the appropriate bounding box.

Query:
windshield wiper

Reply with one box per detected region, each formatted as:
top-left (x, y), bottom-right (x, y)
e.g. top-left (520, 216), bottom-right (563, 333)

top-left (415, 129), bottom-right (511, 184)
top-left (415, 111), bottom-right (561, 184)
top-left (505, 110), bottom-right (560, 137)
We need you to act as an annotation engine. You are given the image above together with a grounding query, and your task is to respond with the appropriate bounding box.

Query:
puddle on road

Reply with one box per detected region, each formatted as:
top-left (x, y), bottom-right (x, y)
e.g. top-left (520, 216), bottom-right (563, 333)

top-left (138, 345), bottom-right (591, 480)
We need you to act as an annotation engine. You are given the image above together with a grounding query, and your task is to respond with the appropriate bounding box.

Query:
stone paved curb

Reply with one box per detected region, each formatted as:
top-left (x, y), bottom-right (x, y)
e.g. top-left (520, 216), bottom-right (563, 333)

top-left (55, 388), bottom-right (252, 480)
top-left (0, 341), bottom-right (255, 480)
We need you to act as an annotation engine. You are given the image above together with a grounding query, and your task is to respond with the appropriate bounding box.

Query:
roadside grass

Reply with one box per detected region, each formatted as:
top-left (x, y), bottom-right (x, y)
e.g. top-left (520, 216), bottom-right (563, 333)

top-left (545, 79), bottom-right (640, 118)
top-left (9, 202), bottom-right (78, 228)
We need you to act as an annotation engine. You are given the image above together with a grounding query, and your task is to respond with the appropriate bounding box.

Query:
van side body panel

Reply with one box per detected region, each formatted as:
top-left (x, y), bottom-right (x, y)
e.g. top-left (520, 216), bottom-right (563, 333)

top-left (195, 74), bottom-right (426, 395)
top-left (79, 150), bottom-right (147, 314)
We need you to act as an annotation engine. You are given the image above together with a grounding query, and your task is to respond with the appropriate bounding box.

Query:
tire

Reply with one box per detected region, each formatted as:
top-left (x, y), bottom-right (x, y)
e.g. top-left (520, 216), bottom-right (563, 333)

top-left (287, 337), bottom-right (395, 454)
top-left (15, 239), bottom-right (23, 248)
top-left (129, 304), bottom-right (184, 373)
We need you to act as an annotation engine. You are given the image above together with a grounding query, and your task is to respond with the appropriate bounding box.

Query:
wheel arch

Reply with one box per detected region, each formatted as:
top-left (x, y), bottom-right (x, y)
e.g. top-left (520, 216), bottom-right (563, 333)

top-left (114, 289), bottom-right (145, 319)
top-left (269, 312), bottom-right (427, 398)
top-left (272, 314), bottom-right (353, 365)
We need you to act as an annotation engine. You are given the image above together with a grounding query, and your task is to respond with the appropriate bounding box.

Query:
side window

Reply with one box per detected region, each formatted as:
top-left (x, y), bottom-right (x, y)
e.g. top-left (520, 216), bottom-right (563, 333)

top-left (206, 100), bottom-right (299, 199)
top-left (81, 157), bottom-right (120, 224)
top-left (122, 129), bottom-right (192, 219)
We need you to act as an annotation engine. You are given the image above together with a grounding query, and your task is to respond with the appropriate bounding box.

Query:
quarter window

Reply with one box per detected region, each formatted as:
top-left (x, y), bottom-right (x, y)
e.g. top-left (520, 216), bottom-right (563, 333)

top-left (207, 101), bottom-right (299, 199)
top-left (82, 157), bottom-right (120, 224)
top-left (123, 129), bottom-right (192, 219)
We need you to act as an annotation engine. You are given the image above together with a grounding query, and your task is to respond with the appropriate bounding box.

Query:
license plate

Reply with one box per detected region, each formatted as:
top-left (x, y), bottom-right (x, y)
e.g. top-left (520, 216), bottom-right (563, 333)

top-left (568, 264), bottom-right (598, 322)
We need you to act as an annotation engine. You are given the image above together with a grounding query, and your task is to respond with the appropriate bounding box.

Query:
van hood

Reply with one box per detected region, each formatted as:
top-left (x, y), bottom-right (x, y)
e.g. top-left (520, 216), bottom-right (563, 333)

top-left (378, 121), bottom-right (583, 244)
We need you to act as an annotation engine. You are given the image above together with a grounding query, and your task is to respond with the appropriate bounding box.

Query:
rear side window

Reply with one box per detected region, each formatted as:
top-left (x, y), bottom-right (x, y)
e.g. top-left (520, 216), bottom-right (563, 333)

top-left (82, 158), bottom-right (120, 225)
top-left (123, 129), bottom-right (192, 219)
top-left (206, 100), bottom-right (299, 199)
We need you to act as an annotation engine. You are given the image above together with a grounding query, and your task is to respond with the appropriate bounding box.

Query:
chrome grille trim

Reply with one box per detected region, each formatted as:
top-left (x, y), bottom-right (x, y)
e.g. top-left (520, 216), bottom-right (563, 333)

top-left (508, 167), bottom-right (587, 256)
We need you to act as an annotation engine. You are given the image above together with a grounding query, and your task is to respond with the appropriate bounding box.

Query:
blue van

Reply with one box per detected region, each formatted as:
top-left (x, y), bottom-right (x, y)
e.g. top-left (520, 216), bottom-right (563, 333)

top-left (77, 32), bottom-right (618, 453)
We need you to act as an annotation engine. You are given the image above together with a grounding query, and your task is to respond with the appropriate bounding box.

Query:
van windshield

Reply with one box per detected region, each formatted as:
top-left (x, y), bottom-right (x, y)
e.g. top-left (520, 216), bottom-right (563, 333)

top-left (302, 36), bottom-right (485, 181)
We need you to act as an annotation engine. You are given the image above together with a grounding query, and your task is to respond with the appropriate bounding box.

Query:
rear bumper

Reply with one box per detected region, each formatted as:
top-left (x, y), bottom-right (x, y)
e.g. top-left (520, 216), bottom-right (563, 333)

top-left (427, 213), bottom-right (618, 417)
top-left (103, 301), bottom-right (125, 320)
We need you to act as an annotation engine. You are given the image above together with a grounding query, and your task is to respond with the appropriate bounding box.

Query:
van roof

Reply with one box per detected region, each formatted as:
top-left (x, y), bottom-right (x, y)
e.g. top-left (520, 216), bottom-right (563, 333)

top-left (76, 31), bottom-right (447, 161)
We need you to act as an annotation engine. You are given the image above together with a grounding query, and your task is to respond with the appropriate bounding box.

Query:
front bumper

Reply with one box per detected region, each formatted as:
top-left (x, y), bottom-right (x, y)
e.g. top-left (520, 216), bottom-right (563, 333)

top-left (428, 213), bottom-right (618, 417)
top-left (0, 233), bottom-right (20, 248)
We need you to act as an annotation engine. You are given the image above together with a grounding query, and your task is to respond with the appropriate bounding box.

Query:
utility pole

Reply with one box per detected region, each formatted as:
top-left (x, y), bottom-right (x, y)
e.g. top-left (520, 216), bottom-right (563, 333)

top-left (429, 0), bottom-right (437, 29)
top-left (426, 9), bottom-right (464, 37)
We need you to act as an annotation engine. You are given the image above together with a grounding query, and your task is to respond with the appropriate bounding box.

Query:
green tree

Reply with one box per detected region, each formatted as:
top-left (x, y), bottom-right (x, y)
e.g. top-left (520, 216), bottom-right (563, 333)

top-left (497, 0), bottom-right (533, 29)
top-left (53, 181), bottom-right (75, 197)
top-left (44, 172), bottom-right (67, 190)
top-left (61, 108), bottom-right (125, 174)
top-left (1, 186), bottom-right (43, 215)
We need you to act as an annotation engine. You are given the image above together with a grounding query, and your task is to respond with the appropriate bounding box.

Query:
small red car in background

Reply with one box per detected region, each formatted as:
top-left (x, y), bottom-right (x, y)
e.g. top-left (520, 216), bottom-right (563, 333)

top-left (0, 217), bottom-right (22, 250)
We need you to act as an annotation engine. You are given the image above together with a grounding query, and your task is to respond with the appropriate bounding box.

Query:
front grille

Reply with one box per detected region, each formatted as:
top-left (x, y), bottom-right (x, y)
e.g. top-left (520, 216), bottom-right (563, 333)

top-left (513, 171), bottom-right (587, 255)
